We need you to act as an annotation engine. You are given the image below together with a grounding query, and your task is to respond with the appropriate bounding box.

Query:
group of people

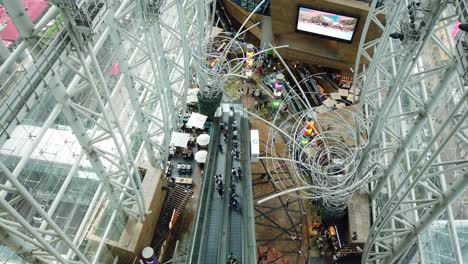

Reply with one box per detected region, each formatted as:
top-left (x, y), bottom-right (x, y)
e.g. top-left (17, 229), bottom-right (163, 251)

top-left (230, 120), bottom-right (240, 159)
top-left (229, 119), bottom-right (241, 210)
top-left (215, 117), bottom-right (243, 212)
top-left (240, 87), bottom-right (262, 98)
top-left (227, 252), bottom-right (237, 264)
top-left (231, 167), bottom-right (242, 181)
top-left (229, 184), bottom-right (241, 210)
top-left (230, 148), bottom-right (240, 160)
top-left (238, 83), bottom-right (268, 113)
top-left (215, 174), bottom-right (224, 198)
top-left (220, 120), bottom-right (235, 143)
top-left (316, 226), bottom-right (343, 263)
top-left (253, 100), bottom-right (269, 111)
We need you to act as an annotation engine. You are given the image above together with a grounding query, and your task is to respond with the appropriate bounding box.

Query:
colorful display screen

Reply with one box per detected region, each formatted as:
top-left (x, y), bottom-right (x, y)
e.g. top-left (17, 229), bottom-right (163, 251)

top-left (296, 6), bottom-right (359, 42)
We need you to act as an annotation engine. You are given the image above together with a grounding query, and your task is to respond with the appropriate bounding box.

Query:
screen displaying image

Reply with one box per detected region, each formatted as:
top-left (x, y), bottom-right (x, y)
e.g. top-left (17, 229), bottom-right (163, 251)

top-left (296, 6), bottom-right (359, 42)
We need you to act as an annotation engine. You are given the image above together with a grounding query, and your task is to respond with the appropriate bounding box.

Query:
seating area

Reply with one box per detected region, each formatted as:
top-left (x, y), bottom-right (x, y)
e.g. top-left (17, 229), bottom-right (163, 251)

top-left (164, 110), bottom-right (212, 189)
top-left (177, 162), bottom-right (193, 175)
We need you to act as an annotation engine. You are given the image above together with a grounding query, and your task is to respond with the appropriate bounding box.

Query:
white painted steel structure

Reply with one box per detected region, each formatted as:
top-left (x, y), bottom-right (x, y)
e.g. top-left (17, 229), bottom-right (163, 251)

top-left (354, 0), bottom-right (468, 263)
top-left (0, 0), bottom-right (467, 263)
top-left (0, 0), bottom-right (208, 262)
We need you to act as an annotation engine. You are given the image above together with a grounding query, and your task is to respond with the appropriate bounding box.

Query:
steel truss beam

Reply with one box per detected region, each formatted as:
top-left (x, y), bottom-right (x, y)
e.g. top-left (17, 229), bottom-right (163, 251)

top-left (2, 0), bottom-right (38, 55)
top-left (104, 0), bottom-right (203, 168)
top-left (0, 162), bottom-right (90, 263)
top-left (44, 69), bottom-right (144, 217)
top-left (252, 152), bottom-right (309, 262)
top-left (354, 0), bottom-right (468, 263)
top-left (0, 0), bottom-right (206, 263)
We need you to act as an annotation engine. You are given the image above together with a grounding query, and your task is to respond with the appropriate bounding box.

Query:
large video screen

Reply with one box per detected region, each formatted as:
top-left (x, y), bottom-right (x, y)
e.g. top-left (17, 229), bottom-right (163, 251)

top-left (296, 6), bottom-right (359, 43)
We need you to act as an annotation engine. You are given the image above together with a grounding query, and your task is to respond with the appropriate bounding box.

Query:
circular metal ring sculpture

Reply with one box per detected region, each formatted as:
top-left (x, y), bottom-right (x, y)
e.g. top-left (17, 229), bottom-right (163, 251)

top-left (195, 32), bottom-right (257, 100)
top-left (263, 88), bottom-right (369, 217)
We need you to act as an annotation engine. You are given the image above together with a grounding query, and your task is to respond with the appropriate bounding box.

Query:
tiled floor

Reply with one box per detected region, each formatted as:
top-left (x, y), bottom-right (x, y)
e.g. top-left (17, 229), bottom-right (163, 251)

top-left (250, 117), bottom-right (314, 264)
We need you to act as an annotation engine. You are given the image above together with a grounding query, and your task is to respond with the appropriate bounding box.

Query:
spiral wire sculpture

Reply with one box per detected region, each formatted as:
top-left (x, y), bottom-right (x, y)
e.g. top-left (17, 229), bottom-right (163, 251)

top-left (194, 0), bottom-right (269, 100)
top-left (262, 85), bottom-right (369, 216)
top-left (194, 32), bottom-right (255, 100)
top-left (195, 0), bottom-right (370, 216)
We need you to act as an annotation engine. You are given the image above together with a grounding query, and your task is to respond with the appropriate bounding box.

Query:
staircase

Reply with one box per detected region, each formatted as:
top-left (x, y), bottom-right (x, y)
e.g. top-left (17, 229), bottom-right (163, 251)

top-left (152, 185), bottom-right (193, 257)
top-left (335, 217), bottom-right (361, 257)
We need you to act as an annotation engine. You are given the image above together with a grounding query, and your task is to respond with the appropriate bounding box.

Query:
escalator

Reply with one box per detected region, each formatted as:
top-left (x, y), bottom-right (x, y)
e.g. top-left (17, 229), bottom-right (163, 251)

top-left (188, 104), bottom-right (255, 264)
top-left (203, 111), bottom-right (229, 263)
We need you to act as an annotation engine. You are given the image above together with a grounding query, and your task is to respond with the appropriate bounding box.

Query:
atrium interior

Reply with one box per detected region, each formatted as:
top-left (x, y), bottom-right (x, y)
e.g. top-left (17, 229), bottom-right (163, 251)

top-left (0, 0), bottom-right (467, 263)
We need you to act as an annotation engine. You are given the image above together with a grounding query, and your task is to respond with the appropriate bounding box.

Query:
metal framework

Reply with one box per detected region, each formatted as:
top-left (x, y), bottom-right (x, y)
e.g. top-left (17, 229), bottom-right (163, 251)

top-left (1, 0), bottom-right (467, 263)
top-left (253, 147), bottom-right (310, 263)
top-left (353, 0), bottom-right (468, 263)
top-left (236, 45), bottom-right (370, 219)
top-left (230, 0), bottom-right (467, 262)
top-left (0, 0), bottom-right (206, 262)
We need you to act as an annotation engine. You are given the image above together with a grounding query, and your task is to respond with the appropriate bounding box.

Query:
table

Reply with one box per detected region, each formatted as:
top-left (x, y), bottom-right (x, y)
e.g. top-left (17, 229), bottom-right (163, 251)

top-left (175, 177), bottom-right (193, 185)
top-left (177, 163), bottom-right (192, 174)
top-left (182, 148), bottom-right (194, 159)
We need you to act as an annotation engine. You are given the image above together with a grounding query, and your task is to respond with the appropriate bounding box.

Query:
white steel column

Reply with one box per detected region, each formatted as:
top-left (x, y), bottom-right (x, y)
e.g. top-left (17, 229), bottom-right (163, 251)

top-left (385, 169), bottom-right (468, 264)
top-left (0, 162), bottom-right (90, 264)
top-left (55, 7), bottom-right (147, 218)
top-left (353, 0), bottom-right (467, 263)
top-left (3, 0), bottom-right (38, 55)
top-left (106, 15), bottom-right (158, 166)
top-left (0, 0), bottom-right (205, 262)
top-left (148, 20), bottom-right (176, 160)
top-left (0, 6), bottom-right (59, 77)
top-left (0, 199), bottom-right (70, 263)
top-left (0, 225), bottom-right (45, 263)
top-left (176, 0), bottom-right (192, 112)
top-left (417, 58), bottom-right (464, 264)
top-left (0, 42), bottom-right (26, 79)
top-left (44, 72), bottom-right (142, 218)
top-left (260, 16), bottom-right (273, 50)
top-left (0, 41), bottom-right (15, 73)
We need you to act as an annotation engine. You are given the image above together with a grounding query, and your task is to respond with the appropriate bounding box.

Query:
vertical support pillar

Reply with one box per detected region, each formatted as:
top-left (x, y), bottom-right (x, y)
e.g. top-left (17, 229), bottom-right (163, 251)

top-left (106, 15), bottom-right (158, 167)
top-left (0, 226), bottom-right (42, 263)
top-left (0, 162), bottom-right (91, 264)
top-left (260, 15), bottom-right (273, 50)
top-left (44, 72), bottom-right (139, 218)
top-left (370, 65), bottom-right (457, 198)
top-left (176, 0), bottom-right (192, 111)
top-left (59, 9), bottom-right (146, 217)
top-left (3, 0), bottom-right (37, 57)
top-left (417, 58), bottom-right (464, 264)
top-left (0, 41), bottom-right (15, 73)
top-left (144, 20), bottom-right (177, 162)
top-left (386, 171), bottom-right (468, 264)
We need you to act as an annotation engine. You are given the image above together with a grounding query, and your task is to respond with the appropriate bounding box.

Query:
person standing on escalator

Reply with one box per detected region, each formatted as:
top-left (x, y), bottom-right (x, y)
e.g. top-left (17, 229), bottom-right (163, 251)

top-left (237, 167), bottom-right (242, 181)
top-left (228, 253), bottom-right (237, 264)
top-left (217, 181), bottom-right (224, 198)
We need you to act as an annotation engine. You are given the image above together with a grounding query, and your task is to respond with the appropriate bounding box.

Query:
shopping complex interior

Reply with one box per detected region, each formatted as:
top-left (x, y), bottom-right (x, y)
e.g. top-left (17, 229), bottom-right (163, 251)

top-left (0, 0), bottom-right (467, 263)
